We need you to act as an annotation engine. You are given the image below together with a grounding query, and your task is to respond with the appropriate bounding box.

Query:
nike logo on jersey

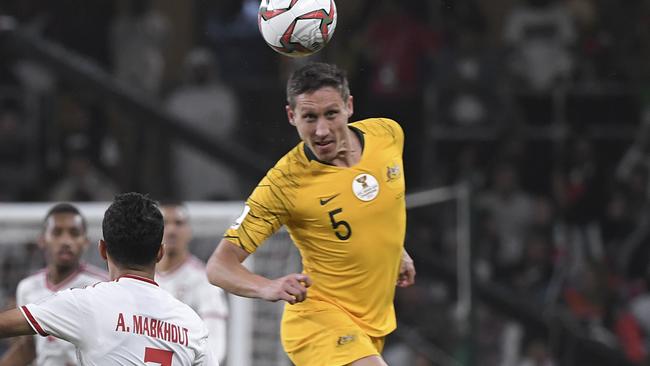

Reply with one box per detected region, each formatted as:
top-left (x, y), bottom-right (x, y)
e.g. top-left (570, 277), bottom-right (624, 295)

top-left (319, 194), bottom-right (340, 206)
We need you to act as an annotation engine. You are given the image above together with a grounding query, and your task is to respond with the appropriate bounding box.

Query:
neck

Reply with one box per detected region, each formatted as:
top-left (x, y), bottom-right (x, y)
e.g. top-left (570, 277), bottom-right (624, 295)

top-left (156, 250), bottom-right (189, 273)
top-left (47, 263), bottom-right (79, 285)
top-left (107, 262), bottom-right (156, 282)
top-left (332, 128), bottom-right (362, 167)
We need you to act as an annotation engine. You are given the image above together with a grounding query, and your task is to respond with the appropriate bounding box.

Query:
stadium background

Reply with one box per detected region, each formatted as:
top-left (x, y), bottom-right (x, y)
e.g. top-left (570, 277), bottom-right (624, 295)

top-left (0, 0), bottom-right (649, 365)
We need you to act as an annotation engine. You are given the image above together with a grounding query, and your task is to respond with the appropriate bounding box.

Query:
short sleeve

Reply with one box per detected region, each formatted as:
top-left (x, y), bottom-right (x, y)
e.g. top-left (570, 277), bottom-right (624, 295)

top-left (223, 170), bottom-right (293, 253)
top-left (21, 288), bottom-right (84, 344)
top-left (194, 325), bottom-right (220, 366)
top-left (15, 279), bottom-right (28, 307)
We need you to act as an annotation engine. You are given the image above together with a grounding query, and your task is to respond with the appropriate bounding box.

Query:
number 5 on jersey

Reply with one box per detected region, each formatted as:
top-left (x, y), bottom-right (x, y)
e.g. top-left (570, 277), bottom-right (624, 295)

top-left (328, 208), bottom-right (351, 240)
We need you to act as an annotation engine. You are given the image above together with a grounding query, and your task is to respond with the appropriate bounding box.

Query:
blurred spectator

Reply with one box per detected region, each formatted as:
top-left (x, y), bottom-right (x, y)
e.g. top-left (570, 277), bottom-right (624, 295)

top-left (552, 137), bottom-right (607, 278)
top-left (517, 338), bottom-right (557, 366)
top-left (165, 47), bottom-right (242, 200)
top-left (360, 0), bottom-right (439, 188)
top-left (615, 306), bottom-right (647, 364)
top-left (0, 102), bottom-right (37, 200)
top-left (562, 262), bottom-right (617, 346)
top-left (110, 0), bottom-right (169, 94)
top-left (200, 0), bottom-right (274, 86)
top-left (434, 27), bottom-right (499, 127)
top-left (477, 161), bottom-right (535, 280)
top-left (41, 93), bottom-right (118, 201)
top-left (503, 0), bottom-right (576, 91)
top-left (599, 190), bottom-right (637, 270)
top-left (511, 232), bottom-right (554, 302)
top-left (47, 147), bottom-right (117, 201)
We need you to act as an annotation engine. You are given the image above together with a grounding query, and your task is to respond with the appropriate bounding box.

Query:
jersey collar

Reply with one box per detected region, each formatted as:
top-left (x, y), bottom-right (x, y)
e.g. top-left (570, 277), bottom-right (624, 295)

top-left (117, 274), bottom-right (159, 286)
top-left (45, 264), bottom-right (84, 292)
top-left (303, 125), bottom-right (365, 165)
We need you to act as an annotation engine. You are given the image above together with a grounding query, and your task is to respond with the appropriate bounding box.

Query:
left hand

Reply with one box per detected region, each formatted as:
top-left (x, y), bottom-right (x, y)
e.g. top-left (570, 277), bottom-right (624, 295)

top-left (397, 250), bottom-right (416, 287)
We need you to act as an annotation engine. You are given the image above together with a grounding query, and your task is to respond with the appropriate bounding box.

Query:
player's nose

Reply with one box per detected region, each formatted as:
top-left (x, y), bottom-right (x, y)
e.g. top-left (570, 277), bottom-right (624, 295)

top-left (314, 118), bottom-right (329, 137)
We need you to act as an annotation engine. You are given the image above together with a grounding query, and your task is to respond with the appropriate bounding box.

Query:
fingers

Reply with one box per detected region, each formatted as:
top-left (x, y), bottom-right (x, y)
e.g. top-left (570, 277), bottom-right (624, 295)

top-left (295, 274), bottom-right (313, 288)
top-left (397, 264), bottom-right (416, 287)
top-left (278, 274), bottom-right (312, 304)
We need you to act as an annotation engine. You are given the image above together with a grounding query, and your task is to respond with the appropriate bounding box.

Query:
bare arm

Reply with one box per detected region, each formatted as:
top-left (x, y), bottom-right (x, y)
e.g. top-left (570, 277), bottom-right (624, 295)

top-left (206, 239), bottom-right (311, 304)
top-left (0, 335), bottom-right (35, 366)
top-left (0, 308), bottom-right (35, 339)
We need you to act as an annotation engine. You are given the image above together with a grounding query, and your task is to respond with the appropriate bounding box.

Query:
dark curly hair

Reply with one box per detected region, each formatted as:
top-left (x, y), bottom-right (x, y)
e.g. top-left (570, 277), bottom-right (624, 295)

top-left (286, 62), bottom-right (350, 109)
top-left (102, 192), bottom-right (164, 267)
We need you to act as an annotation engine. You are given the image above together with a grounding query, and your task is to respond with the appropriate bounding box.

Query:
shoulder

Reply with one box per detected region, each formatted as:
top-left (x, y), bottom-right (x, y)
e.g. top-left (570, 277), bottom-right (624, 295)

top-left (351, 118), bottom-right (404, 141)
top-left (79, 264), bottom-right (109, 282)
top-left (18, 270), bottom-right (45, 285)
top-left (253, 144), bottom-right (308, 203)
top-left (166, 291), bottom-right (206, 325)
top-left (16, 270), bottom-right (46, 292)
top-left (187, 255), bottom-right (206, 270)
top-left (265, 144), bottom-right (308, 181)
top-left (179, 256), bottom-right (208, 279)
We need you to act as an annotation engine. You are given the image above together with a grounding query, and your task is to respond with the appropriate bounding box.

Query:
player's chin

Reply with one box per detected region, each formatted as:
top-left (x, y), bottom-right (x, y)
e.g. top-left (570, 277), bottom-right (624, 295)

top-left (55, 252), bottom-right (77, 264)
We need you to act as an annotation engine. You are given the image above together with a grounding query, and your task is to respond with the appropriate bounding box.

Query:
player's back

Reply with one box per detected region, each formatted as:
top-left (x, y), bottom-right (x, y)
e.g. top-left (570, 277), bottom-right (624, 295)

top-left (22, 274), bottom-right (215, 366)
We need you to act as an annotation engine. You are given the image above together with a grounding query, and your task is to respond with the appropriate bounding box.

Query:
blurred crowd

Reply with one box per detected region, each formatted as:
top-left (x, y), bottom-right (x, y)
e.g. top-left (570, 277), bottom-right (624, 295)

top-left (1, 0), bottom-right (649, 365)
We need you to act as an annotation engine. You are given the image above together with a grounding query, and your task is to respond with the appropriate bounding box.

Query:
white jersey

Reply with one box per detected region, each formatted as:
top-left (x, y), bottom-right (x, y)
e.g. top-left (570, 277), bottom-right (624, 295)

top-left (16, 264), bottom-right (108, 366)
top-left (21, 275), bottom-right (218, 366)
top-left (157, 256), bottom-right (228, 363)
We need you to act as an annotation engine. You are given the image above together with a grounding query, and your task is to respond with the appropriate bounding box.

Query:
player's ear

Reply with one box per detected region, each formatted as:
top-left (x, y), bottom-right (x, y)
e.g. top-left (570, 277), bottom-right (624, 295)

top-left (156, 244), bottom-right (164, 263)
top-left (98, 240), bottom-right (108, 261)
top-left (286, 105), bottom-right (296, 126)
top-left (346, 95), bottom-right (354, 118)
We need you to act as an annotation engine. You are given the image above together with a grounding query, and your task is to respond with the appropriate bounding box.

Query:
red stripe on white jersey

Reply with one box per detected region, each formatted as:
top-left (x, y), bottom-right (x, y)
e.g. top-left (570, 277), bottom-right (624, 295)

top-left (21, 306), bottom-right (49, 337)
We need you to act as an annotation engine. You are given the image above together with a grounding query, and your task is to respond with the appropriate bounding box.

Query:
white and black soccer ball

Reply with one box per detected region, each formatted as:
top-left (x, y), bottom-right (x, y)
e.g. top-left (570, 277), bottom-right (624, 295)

top-left (258, 0), bottom-right (337, 57)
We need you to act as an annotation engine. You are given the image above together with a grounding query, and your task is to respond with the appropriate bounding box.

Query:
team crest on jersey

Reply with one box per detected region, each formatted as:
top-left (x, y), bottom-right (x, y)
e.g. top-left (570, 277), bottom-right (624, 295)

top-left (352, 173), bottom-right (379, 201)
top-left (386, 164), bottom-right (401, 182)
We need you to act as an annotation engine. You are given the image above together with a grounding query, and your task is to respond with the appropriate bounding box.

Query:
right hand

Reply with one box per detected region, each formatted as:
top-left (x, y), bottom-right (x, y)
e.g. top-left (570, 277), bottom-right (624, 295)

top-left (260, 274), bottom-right (312, 305)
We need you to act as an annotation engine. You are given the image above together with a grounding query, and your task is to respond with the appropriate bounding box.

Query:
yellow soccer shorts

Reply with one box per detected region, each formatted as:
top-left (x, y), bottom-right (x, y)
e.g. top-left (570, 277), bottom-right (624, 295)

top-left (281, 302), bottom-right (385, 366)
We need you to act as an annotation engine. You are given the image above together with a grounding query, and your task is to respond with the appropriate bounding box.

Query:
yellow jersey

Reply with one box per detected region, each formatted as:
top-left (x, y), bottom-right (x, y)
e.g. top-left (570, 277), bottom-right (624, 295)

top-left (224, 118), bottom-right (406, 336)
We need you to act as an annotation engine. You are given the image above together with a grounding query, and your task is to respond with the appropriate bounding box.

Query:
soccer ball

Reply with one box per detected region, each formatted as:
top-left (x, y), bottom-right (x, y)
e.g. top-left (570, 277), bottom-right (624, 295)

top-left (258, 0), bottom-right (337, 57)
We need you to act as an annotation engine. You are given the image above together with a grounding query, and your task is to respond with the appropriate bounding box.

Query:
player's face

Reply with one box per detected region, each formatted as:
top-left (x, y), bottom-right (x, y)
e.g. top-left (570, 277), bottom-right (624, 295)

top-left (41, 213), bottom-right (88, 269)
top-left (287, 86), bottom-right (353, 163)
top-left (161, 205), bottom-right (192, 256)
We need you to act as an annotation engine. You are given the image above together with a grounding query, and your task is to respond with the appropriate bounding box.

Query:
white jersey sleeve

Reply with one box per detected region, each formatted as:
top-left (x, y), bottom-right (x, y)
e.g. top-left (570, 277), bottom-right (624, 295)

top-left (194, 335), bottom-right (219, 366)
top-left (15, 265), bottom-right (108, 366)
top-left (20, 288), bottom-right (85, 345)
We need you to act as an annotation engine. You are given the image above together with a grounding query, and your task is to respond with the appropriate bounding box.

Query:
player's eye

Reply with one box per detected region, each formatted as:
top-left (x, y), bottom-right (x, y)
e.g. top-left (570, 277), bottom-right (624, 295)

top-left (325, 110), bottom-right (338, 118)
